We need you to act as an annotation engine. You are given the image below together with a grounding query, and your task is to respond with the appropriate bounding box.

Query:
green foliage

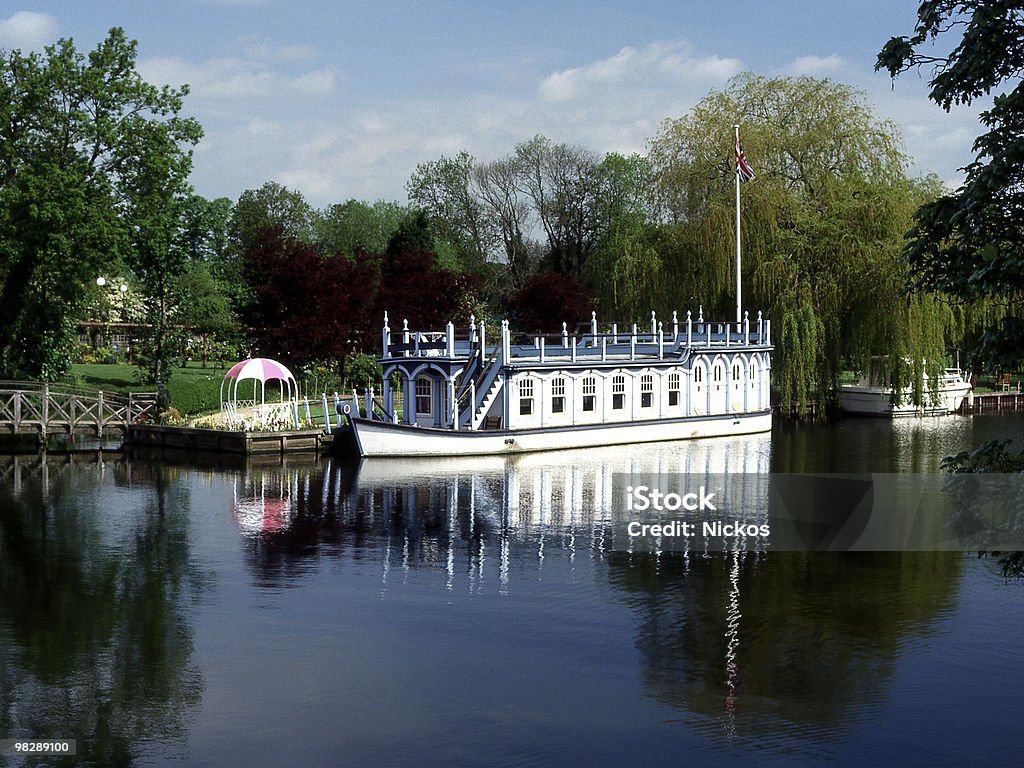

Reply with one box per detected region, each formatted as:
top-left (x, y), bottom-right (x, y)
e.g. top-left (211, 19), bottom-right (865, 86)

top-left (166, 373), bottom-right (222, 416)
top-left (0, 28), bottom-right (201, 381)
top-left (406, 151), bottom-right (493, 271)
top-left (316, 199), bottom-right (409, 258)
top-left (877, 0), bottom-right (1024, 373)
top-left (648, 74), bottom-right (954, 412)
top-left (942, 439), bottom-right (1024, 579)
top-left (343, 353), bottom-right (383, 392)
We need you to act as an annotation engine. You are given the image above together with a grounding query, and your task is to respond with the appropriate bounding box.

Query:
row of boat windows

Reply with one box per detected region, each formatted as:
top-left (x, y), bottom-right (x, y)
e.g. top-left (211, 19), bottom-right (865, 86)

top-left (411, 361), bottom-right (761, 415)
top-left (516, 369), bottom-right (756, 416)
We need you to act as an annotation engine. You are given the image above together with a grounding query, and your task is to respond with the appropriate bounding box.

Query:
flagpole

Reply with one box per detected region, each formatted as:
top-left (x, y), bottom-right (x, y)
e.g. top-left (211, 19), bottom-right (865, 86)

top-left (734, 124), bottom-right (742, 325)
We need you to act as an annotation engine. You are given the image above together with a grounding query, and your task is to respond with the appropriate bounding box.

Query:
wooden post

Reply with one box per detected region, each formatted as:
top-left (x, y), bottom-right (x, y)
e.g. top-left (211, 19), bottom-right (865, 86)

top-left (13, 391), bottom-right (21, 431)
top-left (97, 390), bottom-right (104, 434)
top-left (321, 393), bottom-right (331, 433)
top-left (42, 383), bottom-right (49, 435)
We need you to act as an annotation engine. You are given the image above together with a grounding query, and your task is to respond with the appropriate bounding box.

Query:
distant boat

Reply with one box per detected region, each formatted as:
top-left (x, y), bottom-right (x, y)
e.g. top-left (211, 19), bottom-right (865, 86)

top-left (839, 357), bottom-right (971, 417)
top-left (346, 310), bottom-right (774, 457)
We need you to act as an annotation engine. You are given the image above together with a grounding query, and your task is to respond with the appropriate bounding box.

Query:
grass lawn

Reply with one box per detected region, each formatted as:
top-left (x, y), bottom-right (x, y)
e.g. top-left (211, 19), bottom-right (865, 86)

top-left (70, 362), bottom-right (231, 416)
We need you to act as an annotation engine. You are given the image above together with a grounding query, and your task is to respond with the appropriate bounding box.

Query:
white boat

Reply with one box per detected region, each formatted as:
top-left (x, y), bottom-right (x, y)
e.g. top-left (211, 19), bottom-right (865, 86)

top-left (839, 357), bottom-right (971, 417)
top-left (345, 310), bottom-right (773, 457)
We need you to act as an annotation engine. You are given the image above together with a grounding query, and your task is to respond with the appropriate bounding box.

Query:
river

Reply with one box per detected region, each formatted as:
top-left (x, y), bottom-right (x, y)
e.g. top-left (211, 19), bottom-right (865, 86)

top-left (1, 414), bottom-right (1023, 766)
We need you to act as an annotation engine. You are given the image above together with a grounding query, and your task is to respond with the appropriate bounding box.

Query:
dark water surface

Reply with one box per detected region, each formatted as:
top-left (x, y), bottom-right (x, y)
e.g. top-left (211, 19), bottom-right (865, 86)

top-left (2, 414), bottom-right (1024, 766)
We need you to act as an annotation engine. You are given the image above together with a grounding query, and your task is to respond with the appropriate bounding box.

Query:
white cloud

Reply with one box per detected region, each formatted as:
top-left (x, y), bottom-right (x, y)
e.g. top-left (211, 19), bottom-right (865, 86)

top-left (139, 55), bottom-right (336, 100)
top-left (786, 54), bottom-right (848, 76)
top-left (0, 11), bottom-right (58, 50)
top-left (539, 42), bottom-right (743, 102)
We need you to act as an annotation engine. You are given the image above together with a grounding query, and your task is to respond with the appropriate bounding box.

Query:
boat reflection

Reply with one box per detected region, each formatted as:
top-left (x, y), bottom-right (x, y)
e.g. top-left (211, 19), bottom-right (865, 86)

top-left (230, 434), bottom-right (773, 586)
top-left (226, 435), bottom-right (963, 746)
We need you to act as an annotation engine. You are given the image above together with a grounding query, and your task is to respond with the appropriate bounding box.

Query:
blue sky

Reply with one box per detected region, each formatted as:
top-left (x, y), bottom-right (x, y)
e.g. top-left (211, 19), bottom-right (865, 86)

top-left (1, 1), bottom-right (985, 208)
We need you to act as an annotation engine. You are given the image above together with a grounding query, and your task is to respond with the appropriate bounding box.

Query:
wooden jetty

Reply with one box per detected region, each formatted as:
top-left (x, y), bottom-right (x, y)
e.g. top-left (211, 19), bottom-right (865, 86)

top-left (959, 390), bottom-right (1024, 415)
top-left (0, 381), bottom-right (157, 437)
top-left (124, 424), bottom-right (332, 455)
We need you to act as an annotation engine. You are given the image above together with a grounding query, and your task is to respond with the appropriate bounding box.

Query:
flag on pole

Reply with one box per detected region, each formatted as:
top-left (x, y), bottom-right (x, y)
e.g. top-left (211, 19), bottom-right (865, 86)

top-left (735, 134), bottom-right (755, 182)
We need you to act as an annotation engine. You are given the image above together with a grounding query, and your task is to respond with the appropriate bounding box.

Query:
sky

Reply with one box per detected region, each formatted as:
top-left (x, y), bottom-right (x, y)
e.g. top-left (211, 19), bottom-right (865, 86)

top-left (0, 1), bottom-right (988, 209)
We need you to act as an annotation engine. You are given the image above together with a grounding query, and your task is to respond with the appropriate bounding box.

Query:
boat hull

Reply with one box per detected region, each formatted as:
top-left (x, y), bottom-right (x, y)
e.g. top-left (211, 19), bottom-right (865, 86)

top-left (839, 381), bottom-right (971, 417)
top-left (349, 410), bottom-right (773, 457)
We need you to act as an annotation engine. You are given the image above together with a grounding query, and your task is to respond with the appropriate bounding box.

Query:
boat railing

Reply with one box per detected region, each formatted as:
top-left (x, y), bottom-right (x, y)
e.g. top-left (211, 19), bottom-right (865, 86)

top-left (380, 312), bottom-right (772, 363)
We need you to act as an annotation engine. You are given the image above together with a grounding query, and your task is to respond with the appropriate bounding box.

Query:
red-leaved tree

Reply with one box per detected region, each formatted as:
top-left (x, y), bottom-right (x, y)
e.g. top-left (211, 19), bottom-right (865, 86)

top-left (505, 272), bottom-right (594, 333)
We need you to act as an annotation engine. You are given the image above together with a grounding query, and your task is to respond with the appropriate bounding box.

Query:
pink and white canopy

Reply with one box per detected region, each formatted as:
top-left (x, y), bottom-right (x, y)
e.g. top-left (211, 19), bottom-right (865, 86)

top-left (224, 357), bottom-right (295, 385)
top-left (220, 357), bottom-right (298, 413)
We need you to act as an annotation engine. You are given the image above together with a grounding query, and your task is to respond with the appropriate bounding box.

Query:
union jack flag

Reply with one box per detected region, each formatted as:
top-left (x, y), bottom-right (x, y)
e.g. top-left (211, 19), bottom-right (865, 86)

top-left (735, 135), bottom-right (755, 182)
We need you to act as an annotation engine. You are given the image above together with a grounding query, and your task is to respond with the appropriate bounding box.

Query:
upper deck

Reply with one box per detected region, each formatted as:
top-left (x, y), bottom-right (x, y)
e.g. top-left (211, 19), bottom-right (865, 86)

top-left (381, 310), bottom-right (772, 368)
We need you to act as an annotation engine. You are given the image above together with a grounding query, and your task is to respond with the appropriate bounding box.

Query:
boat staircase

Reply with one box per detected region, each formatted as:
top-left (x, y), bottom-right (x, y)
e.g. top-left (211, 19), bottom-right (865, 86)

top-left (456, 345), bottom-right (504, 430)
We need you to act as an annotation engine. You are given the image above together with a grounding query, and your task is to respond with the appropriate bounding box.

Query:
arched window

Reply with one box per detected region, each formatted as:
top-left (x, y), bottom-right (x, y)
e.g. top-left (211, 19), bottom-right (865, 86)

top-left (519, 378), bottom-right (534, 415)
top-left (640, 373), bottom-right (654, 408)
top-left (582, 376), bottom-right (597, 412)
top-left (668, 372), bottom-right (681, 406)
top-left (415, 377), bottom-right (432, 415)
top-left (612, 375), bottom-right (626, 410)
top-left (551, 377), bottom-right (566, 413)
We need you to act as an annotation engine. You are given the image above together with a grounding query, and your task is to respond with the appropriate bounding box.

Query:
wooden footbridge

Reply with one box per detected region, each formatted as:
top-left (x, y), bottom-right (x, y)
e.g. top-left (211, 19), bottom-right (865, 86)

top-left (0, 381), bottom-right (158, 436)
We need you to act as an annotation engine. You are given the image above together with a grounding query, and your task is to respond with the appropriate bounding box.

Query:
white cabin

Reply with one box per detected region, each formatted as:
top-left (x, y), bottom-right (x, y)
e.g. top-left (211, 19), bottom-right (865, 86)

top-left (348, 310), bottom-right (772, 457)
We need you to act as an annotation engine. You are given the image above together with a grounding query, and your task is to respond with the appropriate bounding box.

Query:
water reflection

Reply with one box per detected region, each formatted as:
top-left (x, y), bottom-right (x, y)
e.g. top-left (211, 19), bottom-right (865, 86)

top-left (0, 454), bottom-right (205, 767)
top-left (229, 435), bottom-right (771, 590)
top-left (609, 549), bottom-right (961, 749)
top-left (224, 436), bottom-right (966, 748)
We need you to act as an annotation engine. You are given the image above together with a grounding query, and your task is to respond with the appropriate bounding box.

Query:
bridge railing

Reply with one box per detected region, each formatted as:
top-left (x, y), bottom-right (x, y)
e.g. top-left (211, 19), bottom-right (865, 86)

top-left (0, 382), bottom-right (158, 433)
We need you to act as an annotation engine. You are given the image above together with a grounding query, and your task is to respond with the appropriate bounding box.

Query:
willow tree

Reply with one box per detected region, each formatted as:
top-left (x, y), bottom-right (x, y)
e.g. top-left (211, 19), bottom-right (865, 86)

top-left (648, 73), bottom-right (954, 414)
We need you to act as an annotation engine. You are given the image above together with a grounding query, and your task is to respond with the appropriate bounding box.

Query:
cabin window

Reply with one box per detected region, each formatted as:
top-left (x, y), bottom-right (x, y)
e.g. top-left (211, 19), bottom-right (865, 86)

top-left (694, 365), bottom-right (704, 384)
top-left (551, 377), bottom-right (566, 414)
top-left (668, 373), bottom-right (680, 406)
top-left (732, 363), bottom-right (741, 387)
top-left (519, 378), bottom-right (534, 416)
top-left (750, 361), bottom-right (757, 381)
top-left (713, 362), bottom-right (724, 384)
top-left (612, 375), bottom-right (625, 410)
top-left (415, 377), bottom-right (432, 415)
top-left (640, 374), bottom-right (653, 408)
top-left (583, 376), bottom-right (596, 412)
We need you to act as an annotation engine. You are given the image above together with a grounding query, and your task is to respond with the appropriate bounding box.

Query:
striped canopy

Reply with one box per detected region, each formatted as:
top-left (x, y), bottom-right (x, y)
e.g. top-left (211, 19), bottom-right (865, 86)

top-left (224, 357), bottom-right (295, 384)
top-left (220, 357), bottom-right (298, 419)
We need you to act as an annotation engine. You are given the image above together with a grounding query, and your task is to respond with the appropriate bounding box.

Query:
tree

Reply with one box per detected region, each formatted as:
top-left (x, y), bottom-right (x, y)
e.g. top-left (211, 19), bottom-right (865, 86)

top-left (506, 272), bottom-right (594, 333)
top-left (406, 151), bottom-right (494, 271)
top-left (0, 28), bottom-right (201, 380)
top-left (877, 0), bottom-right (1024, 372)
top-left (241, 227), bottom-right (380, 367)
top-left (587, 153), bottom-right (662, 318)
top-left (122, 116), bottom-right (202, 386)
top-left (514, 136), bottom-right (601, 276)
top-left (228, 182), bottom-right (317, 260)
top-left (174, 263), bottom-right (240, 367)
top-left (315, 199), bottom-right (408, 258)
top-left (471, 158), bottom-right (533, 284)
top-left (648, 74), bottom-right (952, 414)
top-left (180, 194), bottom-right (233, 266)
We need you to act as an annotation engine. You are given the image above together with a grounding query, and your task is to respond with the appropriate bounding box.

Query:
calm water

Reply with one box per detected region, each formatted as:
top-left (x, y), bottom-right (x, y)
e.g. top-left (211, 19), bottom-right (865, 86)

top-left (2, 414), bottom-right (1024, 767)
